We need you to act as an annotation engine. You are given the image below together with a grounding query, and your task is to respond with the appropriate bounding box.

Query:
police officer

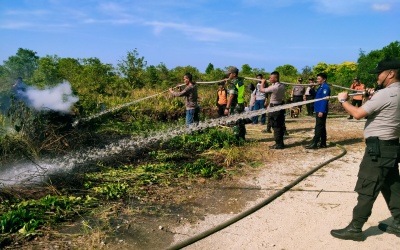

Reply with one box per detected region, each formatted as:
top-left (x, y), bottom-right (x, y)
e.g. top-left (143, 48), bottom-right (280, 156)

top-left (331, 58), bottom-right (400, 241)
top-left (291, 78), bottom-right (305, 113)
top-left (304, 73), bottom-right (331, 149)
top-left (224, 66), bottom-right (246, 140)
top-left (259, 71), bottom-right (286, 149)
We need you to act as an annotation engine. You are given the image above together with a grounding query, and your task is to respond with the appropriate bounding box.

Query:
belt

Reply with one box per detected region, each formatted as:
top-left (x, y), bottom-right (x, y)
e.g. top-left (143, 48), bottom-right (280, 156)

top-left (380, 139), bottom-right (399, 146)
top-left (366, 138), bottom-right (399, 146)
top-left (270, 103), bottom-right (282, 107)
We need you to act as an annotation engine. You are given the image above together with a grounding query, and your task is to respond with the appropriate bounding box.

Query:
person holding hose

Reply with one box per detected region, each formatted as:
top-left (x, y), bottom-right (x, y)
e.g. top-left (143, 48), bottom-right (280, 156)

top-left (331, 58), bottom-right (400, 241)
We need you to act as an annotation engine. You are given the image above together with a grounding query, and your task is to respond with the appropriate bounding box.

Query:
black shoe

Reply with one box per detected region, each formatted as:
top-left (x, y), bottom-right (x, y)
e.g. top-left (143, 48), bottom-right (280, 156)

top-left (269, 144), bottom-right (284, 149)
top-left (262, 129), bottom-right (272, 133)
top-left (330, 223), bottom-right (364, 241)
top-left (347, 116), bottom-right (353, 120)
top-left (304, 143), bottom-right (318, 149)
top-left (318, 143), bottom-right (327, 148)
top-left (378, 222), bottom-right (400, 237)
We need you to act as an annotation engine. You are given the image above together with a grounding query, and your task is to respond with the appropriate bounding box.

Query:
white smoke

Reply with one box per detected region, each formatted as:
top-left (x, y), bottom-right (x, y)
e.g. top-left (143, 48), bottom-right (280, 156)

top-left (16, 80), bottom-right (79, 113)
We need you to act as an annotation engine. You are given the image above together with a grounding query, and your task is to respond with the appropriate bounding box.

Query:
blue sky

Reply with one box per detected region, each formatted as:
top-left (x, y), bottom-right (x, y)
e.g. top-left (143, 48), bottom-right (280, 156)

top-left (1, 0), bottom-right (399, 73)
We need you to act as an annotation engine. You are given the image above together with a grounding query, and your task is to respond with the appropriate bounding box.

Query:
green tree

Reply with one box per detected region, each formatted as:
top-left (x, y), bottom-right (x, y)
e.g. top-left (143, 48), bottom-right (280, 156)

top-left (300, 66), bottom-right (313, 80)
top-left (357, 41), bottom-right (400, 87)
top-left (313, 62), bottom-right (328, 76)
top-left (57, 58), bottom-right (83, 84)
top-left (251, 68), bottom-right (267, 77)
top-left (325, 64), bottom-right (338, 83)
top-left (117, 49), bottom-right (147, 89)
top-left (169, 66), bottom-right (201, 85)
top-left (333, 62), bottom-right (357, 87)
top-left (2, 48), bottom-right (39, 84)
top-left (205, 63), bottom-right (214, 75)
top-left (241, 64), bottom-right (252, 76)
top-left (275, 64), bottom-right (298, 82)
top-left (76, 57), bottom-right (116, 115)
top-left (145, 65), bottom-right (160, 87)
top-left (31, 55), bottom-right (62, 87)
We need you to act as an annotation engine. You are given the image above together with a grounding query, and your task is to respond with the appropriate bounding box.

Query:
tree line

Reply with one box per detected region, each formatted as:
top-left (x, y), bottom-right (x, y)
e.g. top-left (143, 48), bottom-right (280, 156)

top-left (0, 41), bottom-right (399, 117)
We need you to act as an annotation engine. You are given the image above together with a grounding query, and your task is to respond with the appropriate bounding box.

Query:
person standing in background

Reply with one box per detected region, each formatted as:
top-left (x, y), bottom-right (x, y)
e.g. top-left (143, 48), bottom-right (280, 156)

top-left (216, 81), bottom-right (227, 117)
top-left (304, 73), bottom-right (331, 149)
top-left (252, 74), bottom-right (267, 125)
top-left (348, 77), bottom-right (365, 119)
top-left (291, 78), bottom-right (305, 113)
top-left (304, 78), bottom-right (316, 116)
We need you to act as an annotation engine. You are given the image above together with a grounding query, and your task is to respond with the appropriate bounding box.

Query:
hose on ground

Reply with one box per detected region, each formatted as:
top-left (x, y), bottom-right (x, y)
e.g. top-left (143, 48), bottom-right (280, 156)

top-left (166, 144), bottom-right (347, 250)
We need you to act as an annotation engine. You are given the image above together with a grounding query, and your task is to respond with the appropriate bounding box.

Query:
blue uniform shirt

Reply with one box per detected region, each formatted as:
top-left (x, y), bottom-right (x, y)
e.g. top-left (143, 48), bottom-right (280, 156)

top-left (314, 82), bottom-right (331, 113)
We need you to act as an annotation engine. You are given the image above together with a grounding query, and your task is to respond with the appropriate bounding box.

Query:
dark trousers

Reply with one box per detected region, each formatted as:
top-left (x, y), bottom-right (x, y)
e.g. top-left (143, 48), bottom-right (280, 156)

top-left (229, 103), bottom-right (246, 140)
top-left (305, 95), bottom-right (314, 116)
top-left (217, 104), bottom-right (226, 117)
top-left (269, 109), bottom-right (285, 145)
top-left (293, 95), bottom-right (303, 112)
top-left (312, 112), bottom-right (327, 145)
top-left (349, 99), bottom-right (362, 118)
top-left (352, 144), bottom-right (400, 225)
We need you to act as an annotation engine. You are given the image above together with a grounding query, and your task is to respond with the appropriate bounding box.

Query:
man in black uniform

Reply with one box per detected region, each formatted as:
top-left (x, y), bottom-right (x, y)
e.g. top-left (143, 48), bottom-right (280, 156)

top-left (330, 58), bottom-right (400, 241)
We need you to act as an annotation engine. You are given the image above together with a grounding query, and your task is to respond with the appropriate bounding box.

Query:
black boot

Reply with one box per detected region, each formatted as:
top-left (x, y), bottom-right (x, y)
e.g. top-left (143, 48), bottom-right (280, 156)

top-left (378, 219), bottom-right (400, 237)
top-left (318, 142), bottom-right (327, 148)
top-left (269, 141), bottom-right (284, 149)
top-left (330, 221), bottom-right (364, 241)
top-left (304, 142), bottom-right (318, 149)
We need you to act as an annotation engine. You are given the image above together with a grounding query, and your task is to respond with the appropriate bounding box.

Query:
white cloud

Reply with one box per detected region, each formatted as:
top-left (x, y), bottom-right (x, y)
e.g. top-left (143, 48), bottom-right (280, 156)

top-left (371, 3), bottom-right (391, 11)
top-left (0, 21), bottom-right (33, 29)
top-left (311, 0), bottom-right (398, 14)
top-left (145, 21), bottom-right (246, 42)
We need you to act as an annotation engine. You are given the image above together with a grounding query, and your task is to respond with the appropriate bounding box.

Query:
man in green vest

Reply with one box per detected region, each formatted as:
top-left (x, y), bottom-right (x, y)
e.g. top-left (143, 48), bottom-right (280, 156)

top-left (224, 66), bottom-right (246, 140)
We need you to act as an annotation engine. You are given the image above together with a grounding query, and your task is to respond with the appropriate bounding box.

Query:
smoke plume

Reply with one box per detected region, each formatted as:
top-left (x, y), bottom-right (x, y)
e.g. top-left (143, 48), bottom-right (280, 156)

top-left (14, 79), bottom-right (79, 113)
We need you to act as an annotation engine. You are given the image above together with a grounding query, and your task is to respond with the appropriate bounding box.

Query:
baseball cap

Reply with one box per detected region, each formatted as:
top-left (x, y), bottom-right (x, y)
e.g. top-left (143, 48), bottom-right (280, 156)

top-left (226, 66), bottom-right (239, 75)
top-left (298, 78), bottom-right (303, 81)
top-left (369, 58), bottom-right (400, 74)
top-left (308, 77), bottom-right (314, 81)
top-left (353, 77), bottom-right (359, 81)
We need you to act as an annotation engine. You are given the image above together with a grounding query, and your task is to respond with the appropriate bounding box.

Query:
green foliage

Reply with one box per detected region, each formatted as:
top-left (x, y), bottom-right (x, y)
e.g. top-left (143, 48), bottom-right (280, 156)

top-left (2, 48), bottom-right (39, 83)
top-left (117, 48), bottom-right (147, 89)
top-left (183, 158), bottom-right (223, 178)
top-left (0, 195), bottom-right (96, 234)
top-left (357, 41), bottom-right (400, 87)
top-left (313, 62), bottom-right (328, 76)
top-left (162, 127), bottom-right (239, 152)
top-left (31, 55), bottom-right (62, 87)
top-left (241, 64), bottom-right (253, 76)
top-left (205, 63), bottom-right (214, 74)
top-left (275, 64), bottom-right (298, 78)
top-left (92, 181), bottom-right (129, 200)
top-left (332, 62), bottom-right (358, 87)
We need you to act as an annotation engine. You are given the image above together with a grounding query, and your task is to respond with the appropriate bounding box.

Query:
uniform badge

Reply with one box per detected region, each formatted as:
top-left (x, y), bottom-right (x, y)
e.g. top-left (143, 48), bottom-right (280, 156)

top-left (323, 89), bottom-right (327, 94)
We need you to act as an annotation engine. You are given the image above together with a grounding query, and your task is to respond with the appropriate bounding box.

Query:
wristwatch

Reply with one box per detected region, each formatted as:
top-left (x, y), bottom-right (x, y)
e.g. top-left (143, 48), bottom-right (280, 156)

top-left (339, 99), bottom-right (347, 103)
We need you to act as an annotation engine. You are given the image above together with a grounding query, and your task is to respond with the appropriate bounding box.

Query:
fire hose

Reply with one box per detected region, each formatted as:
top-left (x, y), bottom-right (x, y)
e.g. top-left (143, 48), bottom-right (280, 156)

top-left (71, 78), bottom-right (364, 127)
top-left (165, 145), bottom-right (347, 250)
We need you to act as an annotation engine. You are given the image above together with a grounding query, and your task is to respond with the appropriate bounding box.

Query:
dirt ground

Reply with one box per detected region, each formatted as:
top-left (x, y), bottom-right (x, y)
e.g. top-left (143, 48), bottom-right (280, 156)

top-left (167, 116), bottom-right (400, 250)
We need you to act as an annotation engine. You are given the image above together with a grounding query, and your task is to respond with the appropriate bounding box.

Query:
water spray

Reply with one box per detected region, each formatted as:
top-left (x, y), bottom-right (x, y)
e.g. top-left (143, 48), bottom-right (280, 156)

top-left (2, 80), bottom-right (369, 186)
